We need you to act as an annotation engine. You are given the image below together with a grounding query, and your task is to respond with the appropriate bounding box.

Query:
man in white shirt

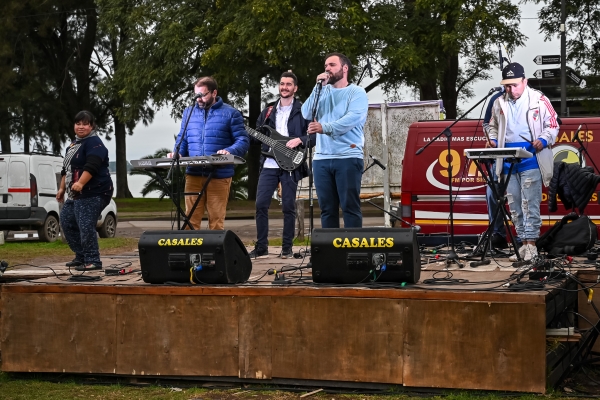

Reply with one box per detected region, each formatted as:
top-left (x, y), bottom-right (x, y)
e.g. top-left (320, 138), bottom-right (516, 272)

top-left (249, 72), bottom-right (313, 259)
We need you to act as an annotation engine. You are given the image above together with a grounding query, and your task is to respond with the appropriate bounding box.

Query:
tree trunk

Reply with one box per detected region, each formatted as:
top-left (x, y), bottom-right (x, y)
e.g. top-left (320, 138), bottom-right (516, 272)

top-left (22, 105), bottom-right (30, 153)
top-left (440, 54), bottom-right (459, 119)
top-left (246, 78), bottom-right (262, 201)
top-left (0, 110), bottom-right (11, 153)
top-left (114, 116), bottom-right (133, 198)
top-left (419, 81), bottom-right (438, 101)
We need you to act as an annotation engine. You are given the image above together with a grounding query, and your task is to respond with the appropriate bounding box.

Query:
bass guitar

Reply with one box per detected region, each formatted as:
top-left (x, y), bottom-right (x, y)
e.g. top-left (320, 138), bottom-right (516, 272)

top-left (245, 125), bottom-right (306, 171)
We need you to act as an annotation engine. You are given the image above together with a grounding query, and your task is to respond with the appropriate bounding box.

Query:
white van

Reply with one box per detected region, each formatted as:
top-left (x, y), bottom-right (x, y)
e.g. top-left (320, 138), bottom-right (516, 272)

top-left (0, 153), bottom-right (117, 241)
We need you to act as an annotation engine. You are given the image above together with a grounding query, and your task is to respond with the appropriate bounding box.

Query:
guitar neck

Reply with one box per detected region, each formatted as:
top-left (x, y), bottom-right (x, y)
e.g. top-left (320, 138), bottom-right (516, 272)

top-left (246, 126), bottom-right (282, 149)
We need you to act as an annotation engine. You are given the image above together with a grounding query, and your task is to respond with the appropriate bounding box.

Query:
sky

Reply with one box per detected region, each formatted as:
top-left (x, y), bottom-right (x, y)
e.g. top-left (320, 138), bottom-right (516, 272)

top-left (13, 3), bottom-right (562, 161)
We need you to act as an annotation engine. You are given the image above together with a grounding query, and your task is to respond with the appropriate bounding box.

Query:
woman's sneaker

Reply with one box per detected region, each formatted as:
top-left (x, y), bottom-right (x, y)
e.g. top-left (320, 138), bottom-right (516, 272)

top-left (75, 263), bottom-right (102, 271)
top-left (65, 258), bottom-right (84, 267)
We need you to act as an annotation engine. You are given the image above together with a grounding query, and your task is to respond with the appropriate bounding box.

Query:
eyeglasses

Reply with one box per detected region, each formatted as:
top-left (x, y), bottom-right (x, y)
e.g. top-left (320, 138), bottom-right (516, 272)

top-left (75, 122), bottom-right (91, 126)
top-left (195, 92), bottom-right (211, 98)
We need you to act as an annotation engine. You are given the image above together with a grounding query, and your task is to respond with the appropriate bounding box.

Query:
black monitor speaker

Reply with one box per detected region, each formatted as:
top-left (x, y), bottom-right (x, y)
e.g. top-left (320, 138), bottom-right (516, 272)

top-left (138, 230), bottom-right (252, 284)
top-left (309, 227), bottom-right (421, 284)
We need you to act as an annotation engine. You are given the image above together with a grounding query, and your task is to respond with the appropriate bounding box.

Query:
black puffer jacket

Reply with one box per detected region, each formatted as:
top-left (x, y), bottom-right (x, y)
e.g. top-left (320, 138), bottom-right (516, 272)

top-left (548, 162), bottom-right (600, 213)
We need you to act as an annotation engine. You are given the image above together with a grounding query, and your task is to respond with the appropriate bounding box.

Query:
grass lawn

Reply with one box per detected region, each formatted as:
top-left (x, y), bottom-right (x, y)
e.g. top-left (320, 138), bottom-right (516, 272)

top-left (0, 238), bottom-right (138, 266)
top-left (0, 372), bottom-right (554, 400)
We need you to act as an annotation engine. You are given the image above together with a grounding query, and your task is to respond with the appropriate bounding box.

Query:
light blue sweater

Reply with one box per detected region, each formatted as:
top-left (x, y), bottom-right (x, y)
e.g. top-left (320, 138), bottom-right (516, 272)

top-left (301, 83), bottom-right (368, 160)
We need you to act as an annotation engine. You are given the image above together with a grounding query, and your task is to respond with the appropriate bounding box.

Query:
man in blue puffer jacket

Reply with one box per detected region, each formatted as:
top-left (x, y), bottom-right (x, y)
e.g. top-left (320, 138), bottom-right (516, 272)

top-left (174, 76), bottom-right (249, 230)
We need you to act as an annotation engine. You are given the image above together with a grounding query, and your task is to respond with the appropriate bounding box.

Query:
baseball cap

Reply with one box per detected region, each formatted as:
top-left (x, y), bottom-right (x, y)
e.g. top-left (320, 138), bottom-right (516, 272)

top-left (500, 62), bottom-right (526, 85)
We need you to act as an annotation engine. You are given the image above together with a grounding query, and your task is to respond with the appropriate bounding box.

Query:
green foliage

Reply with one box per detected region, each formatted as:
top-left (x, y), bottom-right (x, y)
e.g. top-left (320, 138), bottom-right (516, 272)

top-left (533, 0), bottom-right (600, 113)
top-left (368, 0), bottom-right (525, 118)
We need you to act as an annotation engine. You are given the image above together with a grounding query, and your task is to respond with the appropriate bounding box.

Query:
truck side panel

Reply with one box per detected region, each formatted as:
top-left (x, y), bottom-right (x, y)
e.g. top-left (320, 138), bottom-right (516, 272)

top-left (401, 117), bottom-right (600, 236)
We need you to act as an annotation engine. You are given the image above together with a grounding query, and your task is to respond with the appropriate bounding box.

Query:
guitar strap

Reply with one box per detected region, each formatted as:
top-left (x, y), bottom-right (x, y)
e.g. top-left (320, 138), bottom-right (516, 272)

top-left (260, 104), bottom-right (275, 128)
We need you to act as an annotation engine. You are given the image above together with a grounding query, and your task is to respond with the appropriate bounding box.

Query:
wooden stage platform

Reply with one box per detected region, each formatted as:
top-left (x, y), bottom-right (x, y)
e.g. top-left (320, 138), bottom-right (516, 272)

top-left (0, 247), bottom-right (597, 394)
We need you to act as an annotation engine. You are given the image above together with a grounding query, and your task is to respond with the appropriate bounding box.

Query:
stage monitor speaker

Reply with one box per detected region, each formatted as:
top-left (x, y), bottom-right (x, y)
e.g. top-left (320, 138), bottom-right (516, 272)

top-left (138, 230), bottom-right (252, 284)
top-left (310, 228), bottom-right (421, 284)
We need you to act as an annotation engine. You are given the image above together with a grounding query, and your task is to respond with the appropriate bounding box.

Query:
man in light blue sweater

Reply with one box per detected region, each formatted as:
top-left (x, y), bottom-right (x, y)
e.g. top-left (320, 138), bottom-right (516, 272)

top-left (301, 53), bottom-right (369, 228)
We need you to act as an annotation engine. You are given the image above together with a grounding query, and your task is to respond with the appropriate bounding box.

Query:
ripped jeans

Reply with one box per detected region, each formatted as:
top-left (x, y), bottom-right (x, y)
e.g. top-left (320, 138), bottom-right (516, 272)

top-left (505, 168), bottom-right (542, 241)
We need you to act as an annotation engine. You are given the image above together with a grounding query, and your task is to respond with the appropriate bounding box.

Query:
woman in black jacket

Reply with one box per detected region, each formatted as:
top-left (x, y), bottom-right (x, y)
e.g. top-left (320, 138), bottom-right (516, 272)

top-left (56, 111), bottom-right (114, 271)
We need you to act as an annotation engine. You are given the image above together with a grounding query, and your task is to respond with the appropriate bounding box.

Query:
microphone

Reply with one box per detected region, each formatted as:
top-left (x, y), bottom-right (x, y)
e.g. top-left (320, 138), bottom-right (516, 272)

top-left (317, 72), bottom-right (330, 83)
top-left (193, 93), bottom-right (204, 100)
top-left (369, 155), bottom-right (386, 170)
top-left (490, 86), bottom-right (505, 93)
top-left (571, 125), bottom-right (582, 143)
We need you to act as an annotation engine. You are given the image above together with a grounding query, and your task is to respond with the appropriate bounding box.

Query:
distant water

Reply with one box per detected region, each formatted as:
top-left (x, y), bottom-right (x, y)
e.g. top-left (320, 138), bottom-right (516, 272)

top-left (111, 174), bottom-right (159, 198)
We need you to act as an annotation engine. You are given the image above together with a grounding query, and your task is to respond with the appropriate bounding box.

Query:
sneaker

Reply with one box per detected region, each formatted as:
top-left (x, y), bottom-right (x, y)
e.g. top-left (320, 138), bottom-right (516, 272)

top-left (522, 244), bottom-right (538, 261)
top-left (279, 249), bottom-right (293, 259)
top-left (490, 233), bottom-right (508, 249)
top-left (509, 245), bottom-right (527, 262)
top-left (248, 248), bottom-right (268, 259)
top-left (66, 259), bottom-right (84, 267)
top-left (75, 263), bottom-right (102, 271)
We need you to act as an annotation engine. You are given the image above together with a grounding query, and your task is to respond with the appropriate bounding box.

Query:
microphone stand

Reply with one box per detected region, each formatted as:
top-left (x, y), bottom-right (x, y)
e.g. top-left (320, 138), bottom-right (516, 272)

top-left (573, 131), bottom-right (599, 173)
top-left (168, 98), bottom-right (196, 230)
top-left (415, 88), bottom-right (501, 268)
top-left (307, 82), bottom-right (324, 245)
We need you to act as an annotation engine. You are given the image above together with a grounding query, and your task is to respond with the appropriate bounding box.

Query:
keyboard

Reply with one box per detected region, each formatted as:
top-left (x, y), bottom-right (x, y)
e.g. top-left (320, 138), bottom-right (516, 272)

top-left (131, 154), bottom-right (246, 169)
top-left (464, 148), bottom-right (534, 160)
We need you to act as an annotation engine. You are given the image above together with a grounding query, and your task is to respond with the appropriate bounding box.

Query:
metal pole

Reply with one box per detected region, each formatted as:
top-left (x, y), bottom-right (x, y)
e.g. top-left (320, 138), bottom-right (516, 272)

top-left (560, 0), bottom-right (567, 117)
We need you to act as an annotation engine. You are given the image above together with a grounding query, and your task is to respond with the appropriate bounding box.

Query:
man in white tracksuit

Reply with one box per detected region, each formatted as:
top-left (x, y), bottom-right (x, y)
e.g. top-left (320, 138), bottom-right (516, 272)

top-left (488, 62), bottom-right (559, 262)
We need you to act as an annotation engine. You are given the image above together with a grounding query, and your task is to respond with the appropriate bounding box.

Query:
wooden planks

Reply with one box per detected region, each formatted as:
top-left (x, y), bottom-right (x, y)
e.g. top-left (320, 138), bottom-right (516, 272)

top-left (403, 300), bottom-right (547, 392)
top-left (0, 284), bottom-right (551, 392)
top-left (238, 297), bottom-right (272, 379)
top-left (115, 295), bottom-right (239, 376)
top-left (1, 293), bottom-right (116, 373)
top-left (1, 283), bottom-right (547, 304)
top-left (271, 297), bottom-right (405, 384)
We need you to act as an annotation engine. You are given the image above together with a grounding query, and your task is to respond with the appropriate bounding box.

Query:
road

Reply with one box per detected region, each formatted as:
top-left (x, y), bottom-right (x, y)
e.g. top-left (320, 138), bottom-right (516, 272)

top-left (117, 216), bottom-right (390, 243)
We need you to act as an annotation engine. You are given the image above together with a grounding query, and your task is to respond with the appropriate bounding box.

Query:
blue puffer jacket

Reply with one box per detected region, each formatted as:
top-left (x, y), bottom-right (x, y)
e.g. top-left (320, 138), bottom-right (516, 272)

top-left (174, 97), bottom-right (249, 178)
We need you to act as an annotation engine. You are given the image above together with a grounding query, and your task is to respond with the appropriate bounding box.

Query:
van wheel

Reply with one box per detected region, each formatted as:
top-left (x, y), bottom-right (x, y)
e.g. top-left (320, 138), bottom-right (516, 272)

top-left (38, 215), bottom-right (60, 242)
top-left (98, 214), bottom-right (116, 238)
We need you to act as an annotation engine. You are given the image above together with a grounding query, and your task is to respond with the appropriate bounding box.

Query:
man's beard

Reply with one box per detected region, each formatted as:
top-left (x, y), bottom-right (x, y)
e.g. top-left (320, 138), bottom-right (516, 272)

top-left (280, 90), bottom-right (294, 99)
top-left (201, 98), bottom-right (215, 109)
top-left (327, 69), bottom-right (344, 85)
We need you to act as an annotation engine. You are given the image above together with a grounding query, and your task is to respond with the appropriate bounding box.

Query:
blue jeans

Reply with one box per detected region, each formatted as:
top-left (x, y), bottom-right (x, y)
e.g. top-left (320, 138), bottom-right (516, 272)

top-left (313, 158), bottom-right (363, 228)
top-left (505, 168), bottom-right (542, 241)
top-left (255, 168), bottom-right (297, 251)
top-left (60, 196), bottom-right (109, 266)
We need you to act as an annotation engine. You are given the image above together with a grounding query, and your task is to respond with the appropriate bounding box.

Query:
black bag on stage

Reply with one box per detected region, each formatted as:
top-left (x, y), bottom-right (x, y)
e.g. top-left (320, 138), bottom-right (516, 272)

top-left (536, 213), bottom-right (597, 255)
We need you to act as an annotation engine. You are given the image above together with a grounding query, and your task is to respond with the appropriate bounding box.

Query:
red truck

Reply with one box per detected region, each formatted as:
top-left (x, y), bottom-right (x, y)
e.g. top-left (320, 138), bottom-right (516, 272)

top-left (398, 117), bottom-right (600, 237)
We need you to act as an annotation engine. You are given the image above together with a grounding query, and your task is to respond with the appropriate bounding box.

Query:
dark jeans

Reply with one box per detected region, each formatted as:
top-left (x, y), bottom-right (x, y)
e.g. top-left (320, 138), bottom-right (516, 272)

top-left (486, 164), bottom-right (505, 236)
top-left (313, 158), bottom-right (363, 228)
top-left (255, 168), bottom-right (298, 251)
top-left (60, 196), bottom-right (108, 266)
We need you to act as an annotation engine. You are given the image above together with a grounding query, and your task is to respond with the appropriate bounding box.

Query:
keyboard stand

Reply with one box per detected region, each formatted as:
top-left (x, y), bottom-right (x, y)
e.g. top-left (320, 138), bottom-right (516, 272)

top-left (467, 157), bottom-right (523, 266)
top-left (149, 165), bottom-right (195, 230)
top-left (179, 170), bottom-right (216, 230)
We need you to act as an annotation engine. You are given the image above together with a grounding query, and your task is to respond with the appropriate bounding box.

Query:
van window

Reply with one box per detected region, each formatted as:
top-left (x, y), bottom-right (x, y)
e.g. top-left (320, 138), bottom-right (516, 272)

top-left (8, 161), bottom-right (27, 187)
top-left (38, 164), bottom-right (56, 190)
top-left (0, 161), bottom-right (6, 189)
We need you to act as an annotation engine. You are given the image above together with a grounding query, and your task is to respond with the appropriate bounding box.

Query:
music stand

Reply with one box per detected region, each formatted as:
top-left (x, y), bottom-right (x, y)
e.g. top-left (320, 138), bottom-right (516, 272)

top-left (467, 156), bottom-right (525, 266)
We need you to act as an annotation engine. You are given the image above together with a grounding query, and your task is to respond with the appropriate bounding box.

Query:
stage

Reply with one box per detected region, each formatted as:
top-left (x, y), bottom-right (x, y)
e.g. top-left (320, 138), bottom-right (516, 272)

top-left (0, 246), bottom-right (596, 393)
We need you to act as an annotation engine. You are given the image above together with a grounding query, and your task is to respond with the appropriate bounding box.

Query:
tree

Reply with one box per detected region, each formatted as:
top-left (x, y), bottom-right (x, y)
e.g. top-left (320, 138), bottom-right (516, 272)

top-left (96, 0), bottom-right (155, 197)
top-left (367, 0), bottom-right (526, 118)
